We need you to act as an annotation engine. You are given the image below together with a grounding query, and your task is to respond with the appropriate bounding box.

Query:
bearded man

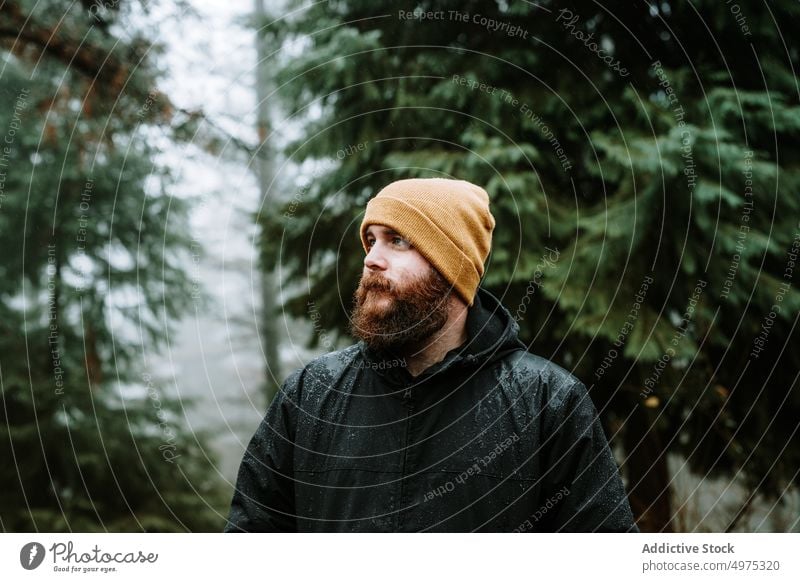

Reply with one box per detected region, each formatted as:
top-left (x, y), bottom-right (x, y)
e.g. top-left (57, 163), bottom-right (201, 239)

top-left (225, 178), bottom-right (638, 532)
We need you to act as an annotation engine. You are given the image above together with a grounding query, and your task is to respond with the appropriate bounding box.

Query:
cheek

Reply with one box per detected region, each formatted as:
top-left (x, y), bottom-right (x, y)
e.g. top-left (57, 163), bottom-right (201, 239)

top-left (391, 262), bottom-right (418, 283)
top-left (405, 252), bottom-right (432, 277)
top-left (380, 249), bottom-right (430, 282)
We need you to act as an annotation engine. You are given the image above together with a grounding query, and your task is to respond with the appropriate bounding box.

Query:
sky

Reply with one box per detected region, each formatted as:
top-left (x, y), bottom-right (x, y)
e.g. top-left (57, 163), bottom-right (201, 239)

top-left (149, 0), bottom-right (271, 484)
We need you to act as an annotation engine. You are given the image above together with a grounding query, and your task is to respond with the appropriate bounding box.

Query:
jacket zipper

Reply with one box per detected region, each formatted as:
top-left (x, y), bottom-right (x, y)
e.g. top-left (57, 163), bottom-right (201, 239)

top-left (397, 385), bottom-right (413, 529)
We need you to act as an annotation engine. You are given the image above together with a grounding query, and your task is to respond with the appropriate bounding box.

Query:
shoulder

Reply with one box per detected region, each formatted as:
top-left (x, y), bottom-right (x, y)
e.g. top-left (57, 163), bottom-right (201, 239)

top-left (501, 350), bottom-right (587, 409)
top-left (501, 352), bottom-right (600, 440)
top-left (302, 344), bottom-right (361, 377)
top-left (280, 344), bottom-right (362, 396)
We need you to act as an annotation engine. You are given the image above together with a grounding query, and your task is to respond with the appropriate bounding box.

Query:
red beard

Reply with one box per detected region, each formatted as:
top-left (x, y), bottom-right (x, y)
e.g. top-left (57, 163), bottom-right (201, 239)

top-left (349, 267), bottom-right (452, 353)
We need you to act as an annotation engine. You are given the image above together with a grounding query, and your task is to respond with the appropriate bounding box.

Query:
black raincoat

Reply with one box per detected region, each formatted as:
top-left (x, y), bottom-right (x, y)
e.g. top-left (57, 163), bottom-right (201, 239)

top-left (225, 288), bottom-right (638, 532)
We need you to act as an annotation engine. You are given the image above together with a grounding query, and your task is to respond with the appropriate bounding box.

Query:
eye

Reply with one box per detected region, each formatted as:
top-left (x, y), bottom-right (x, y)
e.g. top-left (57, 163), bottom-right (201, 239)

top-left (392, 236), bottom-right (411, 248)
top-left (366, 237), bottom-right (375, 247)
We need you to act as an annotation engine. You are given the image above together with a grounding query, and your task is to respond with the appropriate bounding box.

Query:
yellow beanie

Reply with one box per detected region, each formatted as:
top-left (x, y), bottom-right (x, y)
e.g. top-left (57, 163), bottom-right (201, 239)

top-left (360, 178), bottom-right (495, 306)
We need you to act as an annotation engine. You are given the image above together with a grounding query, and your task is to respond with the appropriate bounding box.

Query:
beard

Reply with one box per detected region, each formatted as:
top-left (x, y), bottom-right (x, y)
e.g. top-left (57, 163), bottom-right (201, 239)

top-left (349, 266), bottom-right (453, 353)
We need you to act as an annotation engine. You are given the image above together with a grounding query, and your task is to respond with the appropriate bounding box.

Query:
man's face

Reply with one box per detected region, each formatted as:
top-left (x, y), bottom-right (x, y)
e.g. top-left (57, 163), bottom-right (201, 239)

top-left (350, 225), bottom-right (453, 352)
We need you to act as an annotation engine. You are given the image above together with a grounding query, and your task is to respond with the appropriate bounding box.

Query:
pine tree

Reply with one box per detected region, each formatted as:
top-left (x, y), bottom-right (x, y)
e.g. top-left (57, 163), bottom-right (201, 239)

top-left (0, 0), bottom-right (226, 531)
top-left (259, 0), bottom-right (800, 531)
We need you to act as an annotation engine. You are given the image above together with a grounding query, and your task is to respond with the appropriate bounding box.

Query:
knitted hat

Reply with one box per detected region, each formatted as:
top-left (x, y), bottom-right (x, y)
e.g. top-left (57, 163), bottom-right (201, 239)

top-left (359, 178), bottom-right (495, 306)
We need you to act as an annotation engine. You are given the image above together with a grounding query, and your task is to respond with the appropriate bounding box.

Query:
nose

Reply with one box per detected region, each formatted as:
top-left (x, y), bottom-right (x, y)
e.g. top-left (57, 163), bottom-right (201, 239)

top-left (364, 242), bottom-right (388, 271)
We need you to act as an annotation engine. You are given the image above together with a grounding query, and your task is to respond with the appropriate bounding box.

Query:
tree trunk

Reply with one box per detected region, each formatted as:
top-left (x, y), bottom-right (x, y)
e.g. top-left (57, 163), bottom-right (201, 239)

top-left (254, 0), bottom-right (281, 403)
top-left (623, 399), bottom-right (674, 532)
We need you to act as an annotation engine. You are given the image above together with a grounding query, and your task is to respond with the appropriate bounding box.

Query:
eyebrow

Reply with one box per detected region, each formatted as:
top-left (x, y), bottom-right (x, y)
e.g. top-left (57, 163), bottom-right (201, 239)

top-left (365, 227), bottom-right (401, 237)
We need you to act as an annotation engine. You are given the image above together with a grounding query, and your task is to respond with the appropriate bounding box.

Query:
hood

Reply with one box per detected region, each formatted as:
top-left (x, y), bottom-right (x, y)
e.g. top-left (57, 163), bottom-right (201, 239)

top-left (358, 286), bottom-right (526, 383)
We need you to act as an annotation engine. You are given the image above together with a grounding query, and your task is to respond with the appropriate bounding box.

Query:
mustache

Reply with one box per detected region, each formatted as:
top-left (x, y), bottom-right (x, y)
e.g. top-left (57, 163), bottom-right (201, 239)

top-left (358, 273), bottom-right (393, 293)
